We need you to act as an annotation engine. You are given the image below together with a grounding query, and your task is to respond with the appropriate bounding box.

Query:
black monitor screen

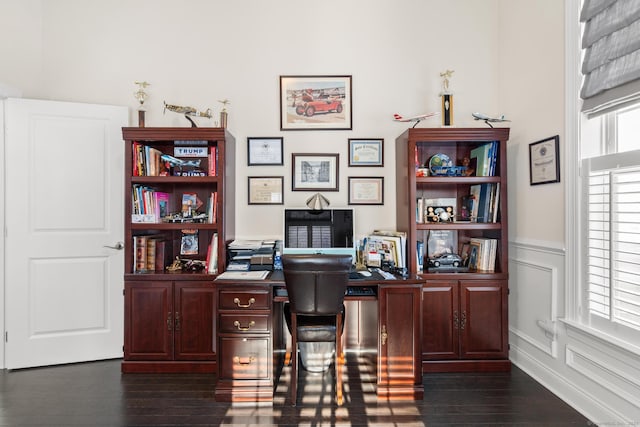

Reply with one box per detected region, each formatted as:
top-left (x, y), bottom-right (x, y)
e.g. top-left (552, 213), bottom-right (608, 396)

top-left (284, 209), bottom-right (353, 249)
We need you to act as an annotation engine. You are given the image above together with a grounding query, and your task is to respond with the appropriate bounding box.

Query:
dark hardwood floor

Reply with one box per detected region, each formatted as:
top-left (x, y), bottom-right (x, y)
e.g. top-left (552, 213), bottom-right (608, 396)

top-left (0, 353), bottom-right (592, 426)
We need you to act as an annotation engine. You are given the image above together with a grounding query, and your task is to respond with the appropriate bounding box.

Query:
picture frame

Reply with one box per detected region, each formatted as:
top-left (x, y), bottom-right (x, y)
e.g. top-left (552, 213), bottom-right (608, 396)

top-left (348, 176), bottom-right (384, 205)
top-left (348, 138), bottom-right (383, 167)
top-left (280, 75), bottom-right (352, 130)
top-left (291, 153), bottom-right (339, 191)
top-left (529, 135), bottom-right (560, 185)
top-left (247, 137), bottom-right (283, 166)
top-left (248, 176), bottom-right (284, 205)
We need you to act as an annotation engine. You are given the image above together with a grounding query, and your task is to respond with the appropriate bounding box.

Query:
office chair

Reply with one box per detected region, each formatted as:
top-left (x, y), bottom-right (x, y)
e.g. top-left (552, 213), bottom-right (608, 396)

top-left (282, 254), bottom-right (352, 406)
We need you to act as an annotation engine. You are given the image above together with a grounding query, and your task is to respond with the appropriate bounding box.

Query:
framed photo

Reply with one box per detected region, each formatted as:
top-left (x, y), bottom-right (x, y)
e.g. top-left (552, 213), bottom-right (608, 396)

top-left (529, 135), bottom-right (560, 185)
top-left (280, 75), bottom-right (352, 130)
top-left (348, 138), bottom-right (383, 167)
top-left (248, 176), bottom-right (284, 205)
top-left (247, 137), bottom-right (283, 166)
top-left (292, 153), bottom-right (339, 191)
top-left (348, 176), bottom-right (384, 205)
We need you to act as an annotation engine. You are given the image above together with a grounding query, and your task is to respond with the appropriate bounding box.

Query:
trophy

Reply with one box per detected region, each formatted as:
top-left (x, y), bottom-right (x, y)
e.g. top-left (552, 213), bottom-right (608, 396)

top-left (439, 70), bottom-right (454, 126)
top-left (134, 81), bottom-right (150, 127)
top-left (218, 99), bottom-right (230, 129)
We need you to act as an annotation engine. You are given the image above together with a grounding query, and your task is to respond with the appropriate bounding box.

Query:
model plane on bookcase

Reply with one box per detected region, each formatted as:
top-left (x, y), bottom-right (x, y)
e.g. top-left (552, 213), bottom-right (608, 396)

top-left (393, 112), bottom-right (439, 127)
top-left (472, 112), bottom-right (511, 127)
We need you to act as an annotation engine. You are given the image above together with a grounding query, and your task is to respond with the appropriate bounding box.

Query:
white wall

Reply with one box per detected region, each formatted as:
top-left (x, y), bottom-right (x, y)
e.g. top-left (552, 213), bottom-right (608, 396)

top-left (1, 0), bottom-right (502, 242)
top-left (500, 1), bottom-right (640, 424)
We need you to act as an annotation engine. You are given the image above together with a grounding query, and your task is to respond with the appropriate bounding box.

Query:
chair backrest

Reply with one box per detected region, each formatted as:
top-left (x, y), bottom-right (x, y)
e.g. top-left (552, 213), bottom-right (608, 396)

top-left (282, 254), bottom-right (352, 316)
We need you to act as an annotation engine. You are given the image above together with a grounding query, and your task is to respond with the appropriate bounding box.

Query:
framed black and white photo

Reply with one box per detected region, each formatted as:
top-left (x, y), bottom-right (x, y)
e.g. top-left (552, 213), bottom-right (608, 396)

top-left (247, 137), bottom-right (283, 166)
top-left (291, 153), bottom-right (339, 191)
top-left (348, 176), bottom-right (384, 205)
top-left (529, 135), bottom-right (560, 185)
top-left (348, 138), bottom-right (383, 167)
top-left (248, 176), bottom-right (284, 205)
top-left (280, 75), bottom-right (352, 130)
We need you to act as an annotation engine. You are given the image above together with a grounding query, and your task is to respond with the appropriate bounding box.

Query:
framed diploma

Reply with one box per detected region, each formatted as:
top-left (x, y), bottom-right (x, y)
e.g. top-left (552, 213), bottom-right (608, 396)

top-left (248, 176), bottom-right (284, 205)
top-left (348, 138), bottom-right (383, 167)
top-left (247, 137), bottom-right (284, 166)
top-left (348, 176), bottom-right (384, 205)
top-left (529, 135), bottom-right (560, 185)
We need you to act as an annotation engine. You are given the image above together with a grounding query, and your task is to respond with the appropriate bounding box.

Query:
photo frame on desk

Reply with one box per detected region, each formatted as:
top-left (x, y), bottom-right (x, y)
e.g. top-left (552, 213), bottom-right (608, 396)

top-left (247, 137), bottom-right (283, 166)
top-left (280, 75), bottom-right (352, 130)
top-left (248, 176), bottom-right (284, 205)
top-left (529, 135), bottom-right (560, 185)
top-left (292, 153), bottom-right (339, 191)
top-left (348, 176), bottom-right (384, 205)
top-left (348, 138), bottom-right (383, 167)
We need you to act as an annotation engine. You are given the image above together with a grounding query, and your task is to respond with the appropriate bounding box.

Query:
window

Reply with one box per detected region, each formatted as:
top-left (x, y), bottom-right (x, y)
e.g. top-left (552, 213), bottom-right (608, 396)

top-left (581, 105), bottom-right (640, 343)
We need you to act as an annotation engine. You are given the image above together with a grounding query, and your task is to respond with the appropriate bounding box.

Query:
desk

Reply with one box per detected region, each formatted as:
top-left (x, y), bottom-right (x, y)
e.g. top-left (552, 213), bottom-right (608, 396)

top-left (214, 272), bottom-right (424, 403)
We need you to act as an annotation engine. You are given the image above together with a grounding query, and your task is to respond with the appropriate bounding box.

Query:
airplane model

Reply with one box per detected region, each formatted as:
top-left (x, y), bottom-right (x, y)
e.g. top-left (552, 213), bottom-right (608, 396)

top-left (472, 112), bottom-right (511, 127)
top-left (393, 112), bottom-right (439, 128)
top-left (160, 153), bottom-right (202, 168)
top-left (164, 101), bottom-right (213, 127)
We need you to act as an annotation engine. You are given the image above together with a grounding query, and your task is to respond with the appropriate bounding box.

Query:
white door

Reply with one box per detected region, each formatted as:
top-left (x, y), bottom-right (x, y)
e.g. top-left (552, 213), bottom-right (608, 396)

top-left (4, 98), bottom-right (128, 369)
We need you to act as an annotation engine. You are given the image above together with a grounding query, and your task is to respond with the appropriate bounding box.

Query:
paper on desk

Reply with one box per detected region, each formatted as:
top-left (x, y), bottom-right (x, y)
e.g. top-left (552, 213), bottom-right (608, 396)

top-left (215, 270), bottom-right (269, 280)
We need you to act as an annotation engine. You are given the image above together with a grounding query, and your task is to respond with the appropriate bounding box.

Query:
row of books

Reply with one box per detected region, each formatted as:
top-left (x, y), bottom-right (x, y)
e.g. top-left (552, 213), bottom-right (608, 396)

top-left (132, 185), bottom-right (169, 222)
top-left (470, 141), bottom-right (498, 177)
top-left (131, 187), bottom-right (218, 224)
top-left (467, 237), bottom-right (498, 271)
top-left (132, 232), bottom-right (219, 274)
top-left (132, 142), bottom-right (218, 177)
top-left (133, 236), bottom-right (171, 273)
top-left (461, 183), bottom-right (500, 223)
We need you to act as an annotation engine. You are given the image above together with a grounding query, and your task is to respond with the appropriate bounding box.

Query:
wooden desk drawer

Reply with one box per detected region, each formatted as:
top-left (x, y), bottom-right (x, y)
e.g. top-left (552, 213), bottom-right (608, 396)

top-left (219, 289), bottom-right (270, 310)
top-left (219, 313), bottom-right (270, 333)
top-left (218, 337), bottom-right (270, 380)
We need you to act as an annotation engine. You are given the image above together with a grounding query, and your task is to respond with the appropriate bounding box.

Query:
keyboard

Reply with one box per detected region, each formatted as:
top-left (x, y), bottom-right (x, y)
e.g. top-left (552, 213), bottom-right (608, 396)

top-left (345, 286), bottom-right (376, 297)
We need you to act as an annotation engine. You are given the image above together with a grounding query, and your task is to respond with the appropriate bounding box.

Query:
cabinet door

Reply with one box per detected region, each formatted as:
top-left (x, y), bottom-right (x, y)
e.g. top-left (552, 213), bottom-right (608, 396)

top-left (459, 280), bottom-right (508, 359)
top-left (124, 282), bottom-right (173, 360)
top-left (422, 281), bottom-right (459, 360)
top-left (377, 284), bottom-right (423, 400)
top-left (174, 282), bottom-right (216, 361)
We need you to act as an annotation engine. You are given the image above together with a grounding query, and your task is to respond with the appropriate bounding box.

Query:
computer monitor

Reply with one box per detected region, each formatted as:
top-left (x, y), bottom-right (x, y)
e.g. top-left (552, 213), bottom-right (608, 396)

top-left (283, 209), bottom-right (355, 261)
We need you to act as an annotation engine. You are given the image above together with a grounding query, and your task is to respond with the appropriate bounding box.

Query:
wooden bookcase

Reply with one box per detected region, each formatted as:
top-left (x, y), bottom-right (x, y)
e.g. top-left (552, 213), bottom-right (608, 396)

top-left (395, 127), bottom-right (510, 372)
top-left (121, 127), bottom-right (235, 373)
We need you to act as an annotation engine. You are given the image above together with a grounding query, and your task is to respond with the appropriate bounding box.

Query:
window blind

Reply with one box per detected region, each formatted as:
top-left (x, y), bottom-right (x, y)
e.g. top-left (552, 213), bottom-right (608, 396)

top-left (580, 0), bottom-right (640, 116)
top-left (583, 151), bottom-right (640, 338)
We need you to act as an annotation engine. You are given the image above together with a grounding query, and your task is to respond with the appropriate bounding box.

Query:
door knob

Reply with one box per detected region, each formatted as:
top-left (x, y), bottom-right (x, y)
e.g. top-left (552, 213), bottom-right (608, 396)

top-left (104, 242), bottom-right (124, 250)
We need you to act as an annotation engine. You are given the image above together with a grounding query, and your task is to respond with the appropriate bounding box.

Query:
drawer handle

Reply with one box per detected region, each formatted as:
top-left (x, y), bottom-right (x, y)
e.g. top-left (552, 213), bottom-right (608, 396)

top-left (233, 320), bottom-right (256, 331)
top-left (233, 297), bottom-right (256, 308)
top-left (233, 356), bottom-right (256, 366)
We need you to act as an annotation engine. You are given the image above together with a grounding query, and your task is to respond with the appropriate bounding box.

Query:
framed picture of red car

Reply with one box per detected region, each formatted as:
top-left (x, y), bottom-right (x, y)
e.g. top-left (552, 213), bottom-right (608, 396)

top-left (280, 75), bottom-right (352, 130)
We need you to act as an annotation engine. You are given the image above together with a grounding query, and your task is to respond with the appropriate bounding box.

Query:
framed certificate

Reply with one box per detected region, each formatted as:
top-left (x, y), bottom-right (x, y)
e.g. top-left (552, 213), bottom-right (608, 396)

top-left (248, 176), bottom-right (284, 205)
top-left (348, 138), bottom-right (383, 167)
top-left (529, 135), bottom-right (560, 185)
top-left (348, 176), bottom-right (384, 205)
top-left (247, 137), bottom-right (284, 166)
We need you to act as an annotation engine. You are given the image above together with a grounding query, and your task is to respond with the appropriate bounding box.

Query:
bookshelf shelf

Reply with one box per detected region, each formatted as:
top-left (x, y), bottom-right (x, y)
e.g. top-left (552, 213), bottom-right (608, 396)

top-left (395, 127), bottom-right (510, 373)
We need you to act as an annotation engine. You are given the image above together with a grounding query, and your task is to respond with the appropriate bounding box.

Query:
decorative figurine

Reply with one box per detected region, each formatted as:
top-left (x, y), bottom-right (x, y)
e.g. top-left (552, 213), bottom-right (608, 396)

top-left (163, 101), bottom-right (212, 127)
top-left (218, 99), bottom-right (230, 128)
top-left (439, 70), bottom-right (454, 126)
top-left (134, 81), bottom-right (150, 127)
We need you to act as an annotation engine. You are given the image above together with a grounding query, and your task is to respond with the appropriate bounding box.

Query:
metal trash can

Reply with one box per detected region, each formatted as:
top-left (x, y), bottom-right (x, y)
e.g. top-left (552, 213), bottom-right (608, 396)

top-left (298, 342), bottom-right (334, 373)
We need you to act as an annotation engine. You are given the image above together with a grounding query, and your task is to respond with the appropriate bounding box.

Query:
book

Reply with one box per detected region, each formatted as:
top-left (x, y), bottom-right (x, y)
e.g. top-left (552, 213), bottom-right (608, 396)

top-left (154, 240), bottom-right (170, 272)
top-left (155, 192), bottom-right (170, 222)
top-left (134, 236), bottom-right (148, 272)
top-left (180, 229), bottom-right (199, 255)
top-left (207, 232), bottom-right (218, 274)
top-left (427, 230), bottom-right (457, 259)
top-left (146, 238), bottom-right (157, 271)
top-left (417, 240), bottom-right (425, 272)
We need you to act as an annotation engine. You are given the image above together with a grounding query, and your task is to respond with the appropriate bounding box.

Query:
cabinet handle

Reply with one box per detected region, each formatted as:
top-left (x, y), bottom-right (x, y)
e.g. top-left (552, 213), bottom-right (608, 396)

top-left (453, 310), bottom-right (459, 329)
top-left (460, 311), bottom-right (467, 330)
top-left (233, 297), bottom-right (256, 308)
top-left (233, 320), bottom-right (255, 331)
top-left (167, 312), bottom-right (172, 331)
top-left (175, 312), bottom-right (181, 331)
top-left (381, 324), bottom-right (388, 346)
top-left (233, 356), bottom-right (256, 366)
